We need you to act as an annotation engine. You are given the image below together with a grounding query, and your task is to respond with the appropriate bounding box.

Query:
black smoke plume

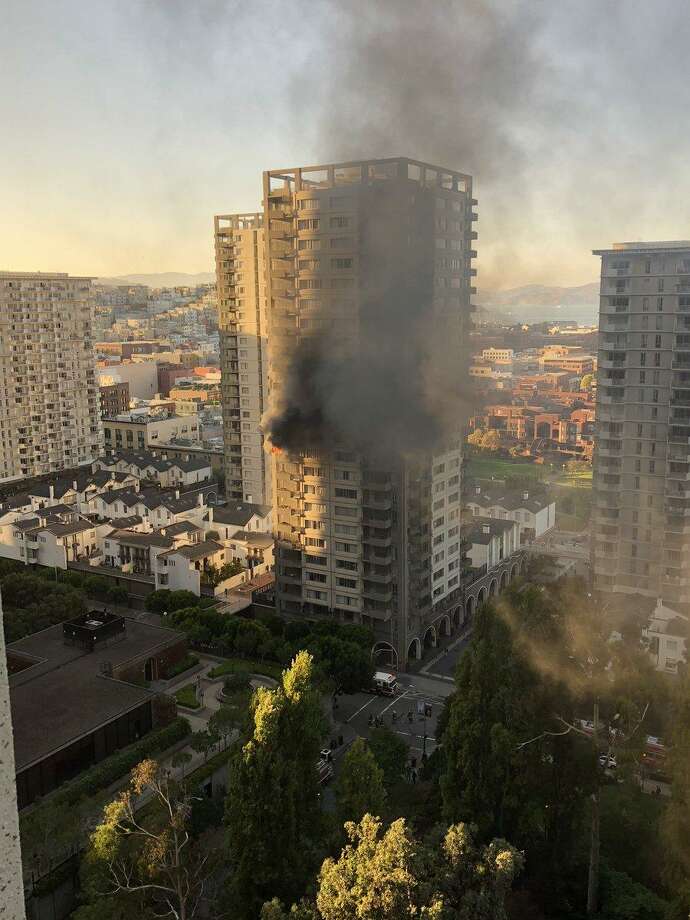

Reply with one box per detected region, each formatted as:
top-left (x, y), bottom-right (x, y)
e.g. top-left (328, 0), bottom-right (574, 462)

top-left (266, 0), bottom-right (554, 458)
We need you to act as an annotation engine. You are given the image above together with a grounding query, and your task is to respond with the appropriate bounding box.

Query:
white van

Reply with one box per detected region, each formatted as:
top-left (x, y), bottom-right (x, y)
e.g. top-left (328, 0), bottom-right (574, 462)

top-left (372, 671), bottom-right (398, 696)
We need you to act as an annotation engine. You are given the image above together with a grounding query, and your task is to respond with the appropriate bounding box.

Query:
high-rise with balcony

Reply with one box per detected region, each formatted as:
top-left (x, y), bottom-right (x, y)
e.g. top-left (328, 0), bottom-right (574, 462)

top-left (214, 214), bottom-right (272, 504)
top-left (265, 158), bottom-right (476, 668)
top-left (593, 241), bottom-right (690, 608)
top-left (0, 272), bottom-right (102, 482)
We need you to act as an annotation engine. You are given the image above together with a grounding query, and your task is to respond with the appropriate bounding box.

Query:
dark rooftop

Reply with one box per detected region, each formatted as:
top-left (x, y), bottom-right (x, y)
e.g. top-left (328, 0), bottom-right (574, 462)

top-left (463, 516), bottom-right (517, 545)
top-left (210, 501), bottom-right (271, 526)
top-left (9, 618), bottom-right (184, 773)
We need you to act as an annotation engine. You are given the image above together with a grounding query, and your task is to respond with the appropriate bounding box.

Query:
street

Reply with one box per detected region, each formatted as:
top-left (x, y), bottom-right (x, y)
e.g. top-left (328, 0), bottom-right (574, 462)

top-left (335, 672), bottom-right (455, 759)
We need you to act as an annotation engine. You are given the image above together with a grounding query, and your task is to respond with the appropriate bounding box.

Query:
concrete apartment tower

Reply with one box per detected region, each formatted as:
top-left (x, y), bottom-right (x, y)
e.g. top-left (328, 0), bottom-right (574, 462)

top-left (593, 241), bottom-right (690, 607)
top-left (265, 158), bottom-right (476, 668)
top-left (0, 592), bottom-right (26, 919)
top-left (0, 273), bottom-right (102, 483)
top-left (214, 214), bottom-right (272, 504)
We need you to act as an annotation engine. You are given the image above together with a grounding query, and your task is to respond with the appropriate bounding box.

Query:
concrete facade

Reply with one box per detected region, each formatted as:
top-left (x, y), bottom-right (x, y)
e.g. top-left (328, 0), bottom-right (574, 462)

top-left (265, 158), bottom-right (477, 669)
top-left (593, 241), bottom-right (690, 607)
top-left (0, 591), bottom-right (25, 918)
top-left (215, 213), bottom-right (272, 505)
top-left (0, 272), bottom-right (102, 483)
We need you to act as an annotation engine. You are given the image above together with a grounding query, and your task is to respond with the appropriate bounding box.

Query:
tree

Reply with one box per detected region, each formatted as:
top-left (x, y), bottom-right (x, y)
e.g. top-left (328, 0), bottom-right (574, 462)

top-left (481, 429), bottom-right (503, 452)
top-left (368, 726), bottom-right (408, 787)
top-left (336, 739), bottom-right (385, 825)
top-left (170, 751), bottom-right (193, 779)
top-left (208, 705), bottom-right (236, 751)
top-left (467, 428), bottom-right (486, 447)
top-left (146, 589), bottom-right (199, 614)
top-left (225, 651), bottom-right (328, 917)
top-left (580, 373), bottom-right (594, 390)
top-left (661, 669), bottom-right (690, 913)
top-left (190, 729), bottom-right (218, 763)
top-left (598, 867), bottom-right (671, 920)
top-left (267, 815), bottom-right (522, 919)
top-left (80, 759), bottom-right (217, 920)
top-left (440, 585), bottom-right (597, 914)
top-left (306, 634), bottom-right (372, 693)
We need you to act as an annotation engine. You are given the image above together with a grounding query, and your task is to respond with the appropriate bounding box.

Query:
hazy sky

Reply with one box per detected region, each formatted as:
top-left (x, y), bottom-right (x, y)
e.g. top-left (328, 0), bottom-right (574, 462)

top-left (4, 0), bottom-right (690, 289)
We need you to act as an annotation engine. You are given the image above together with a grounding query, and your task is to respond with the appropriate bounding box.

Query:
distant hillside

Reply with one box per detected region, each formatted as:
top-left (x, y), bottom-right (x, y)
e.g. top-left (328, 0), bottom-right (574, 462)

top-left (477, 282), bottom-right (599, 308)
top-left (96, 271), bottom-right (215, 287)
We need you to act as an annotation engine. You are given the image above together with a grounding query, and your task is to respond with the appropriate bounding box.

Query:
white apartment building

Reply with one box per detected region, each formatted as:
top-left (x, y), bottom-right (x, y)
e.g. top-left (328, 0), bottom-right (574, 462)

top-left (265, 158), bottom-right (476, 668)
top-left (593, 241), bottom-right (690, 607)
top-left (0, 272), bottom-right (102, 481)
top-left (214, 213), bottom-right (272, 505)
top-left (642, 598), bottom-right (688, 673)
top-left (481, 347), bottom-right (514, 364)
top-left (462, 517), bottom-right (520, 571)
top-left (465, 484), bottom-right (556, 543)
top-left (101, 412), bottom-right (200, 452)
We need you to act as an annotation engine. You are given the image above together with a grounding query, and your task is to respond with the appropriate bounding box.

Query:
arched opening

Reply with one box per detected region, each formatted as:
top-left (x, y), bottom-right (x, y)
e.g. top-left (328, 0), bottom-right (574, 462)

top-left (439, 615), bottom-right (451, 638)
top-left (465, 594), bottom-right (475, 622)
top-left (423, 625), bottom-right (437, 650)
top-left (500, 570), bottom-right (508, 591)
top-left (511, 563), bottom-right (519, 580)
top-left (145, 657), bottom-right (156, 682)
top-left (372, 641), bottom-right (398, 671)
top-left (489, 579), bottom-right (498, 597)
top-left (453, 605), bottom-right (462, 627)
top-left (407, 637), bottom-right (422, 661)
top-left (477, 587), bottom-right (486, 607)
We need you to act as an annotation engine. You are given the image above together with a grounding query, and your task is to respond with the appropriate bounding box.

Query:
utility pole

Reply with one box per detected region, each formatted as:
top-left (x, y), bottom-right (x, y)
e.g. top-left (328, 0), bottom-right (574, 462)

top-left (586, 698), bottom-right (600, 916)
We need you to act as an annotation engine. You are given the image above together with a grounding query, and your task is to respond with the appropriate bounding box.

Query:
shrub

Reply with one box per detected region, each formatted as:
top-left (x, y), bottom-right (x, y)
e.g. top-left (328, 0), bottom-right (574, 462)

top-left (49, 716), bottom-right (191, 807)
top-left (223, 673), bottom-right (251, 694)
top-left (106, 585), bottom-right (129, 604)
top-left (146, 588), bottom-right (199, 614)
top-left (165, 653), bottom-right (199, 679)
top-left (175, 685), bottom-right (201, 709)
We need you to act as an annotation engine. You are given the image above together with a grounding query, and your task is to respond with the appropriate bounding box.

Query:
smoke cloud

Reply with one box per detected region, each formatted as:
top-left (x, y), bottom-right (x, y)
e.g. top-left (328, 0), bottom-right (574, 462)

top-left (266, 0), bottom-right (554, 457)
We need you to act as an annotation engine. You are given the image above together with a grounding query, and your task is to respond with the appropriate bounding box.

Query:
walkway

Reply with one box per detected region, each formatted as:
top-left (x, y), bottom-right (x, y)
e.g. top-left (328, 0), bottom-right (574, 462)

top-left (419, 625), bottom-right (473, 682)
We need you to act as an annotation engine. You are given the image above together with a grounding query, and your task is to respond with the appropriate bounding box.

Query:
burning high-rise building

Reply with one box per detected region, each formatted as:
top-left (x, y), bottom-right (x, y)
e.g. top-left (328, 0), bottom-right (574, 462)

top-left (263, 157), bottom-right (477, 668)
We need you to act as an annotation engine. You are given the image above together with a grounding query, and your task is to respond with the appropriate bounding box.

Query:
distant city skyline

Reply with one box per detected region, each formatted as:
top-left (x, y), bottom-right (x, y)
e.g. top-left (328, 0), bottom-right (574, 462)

top-left (5, 1), bottom-right (690, 288)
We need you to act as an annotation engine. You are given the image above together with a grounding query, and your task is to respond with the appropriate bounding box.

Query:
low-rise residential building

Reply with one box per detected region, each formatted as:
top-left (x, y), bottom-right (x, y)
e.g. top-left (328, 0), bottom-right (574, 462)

top-left (98, 361), bottom-right (160, 400)
top-left (643, 600), bottom-right (688, 674)
top-left (481, 347), bottom-right (515, 364)
top-left (99, 381), bottom-right (130, 417)
top-left (462, 517), bottom-right (520, 571)
top-left (465, 483), bottom-right (556, 544)
top-left (156, 539), bottom-right (227, 594)
top-left (204, 501), bottom-right (272, 540)
top-left (102, 412), bottom-right (200, 452)
top-left (539, 354), bottom-right (595, 374)
top-left (94, 450), bottom-right (212, 488)
top-left (155, 440), bottom-right (224, 476)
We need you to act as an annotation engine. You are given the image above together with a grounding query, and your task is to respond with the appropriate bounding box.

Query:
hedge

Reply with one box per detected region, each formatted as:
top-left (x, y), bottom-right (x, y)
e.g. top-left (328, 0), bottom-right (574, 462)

top-left (45, 716), bottom-right (191, 808)
top-left (174, 685), bottom-right (201, 709)
top-left (166, 653), bottom-right (200, 680)
top-left (207, 657), bottom-right (283, 682)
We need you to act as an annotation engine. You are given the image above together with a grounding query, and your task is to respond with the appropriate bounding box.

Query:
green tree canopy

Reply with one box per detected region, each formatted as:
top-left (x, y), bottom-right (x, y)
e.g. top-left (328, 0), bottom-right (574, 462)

top-left (367, 725), bottom-right (408, 787)
top-left (265, 815), bottom-right (522, 920)
top-left (225, 651), bottom-right (328, 917)
top-left (336, 738), bottom-right (385, 826)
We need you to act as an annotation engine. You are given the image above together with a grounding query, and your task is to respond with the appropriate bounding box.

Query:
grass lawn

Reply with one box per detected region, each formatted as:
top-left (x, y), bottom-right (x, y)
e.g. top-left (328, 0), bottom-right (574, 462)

top-left (466, 456), bottom-right (545, 482)
top-left (174, 684), bottom-right (201, 709)
top-left (207, 657), bottom-right (283, 682)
